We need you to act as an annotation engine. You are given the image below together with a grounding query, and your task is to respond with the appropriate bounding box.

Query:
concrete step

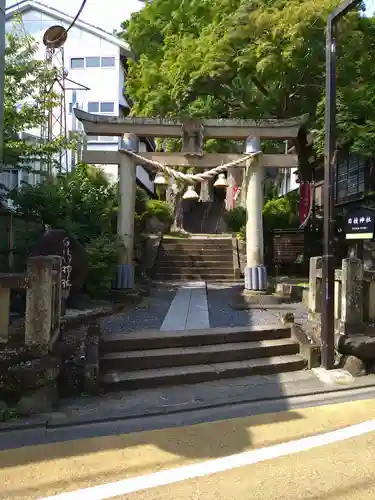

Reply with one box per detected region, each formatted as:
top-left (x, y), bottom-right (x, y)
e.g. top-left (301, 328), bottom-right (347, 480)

top-left (156, 265), bottom-right (234, 273)
top-left (160, 245), bottom-right (233, 251)
top-left (100, 338), bottom-right (300, 372)
top-left (162, 238), bottom-right (232, 244)
top-left (100, 325), bottom-right (292, 353)
top-left (154, 273), bottom-right (235, 280)
top-left (161, 243), bottom-right (232, 250)
top-left (159, 249), bottom-right (233, 255)
top-left (157, 258), bottom-right (233, 264)
top-left (100, 355), bottom-right (306, 390)
top-left (158, 254), bottom-right (233, 262)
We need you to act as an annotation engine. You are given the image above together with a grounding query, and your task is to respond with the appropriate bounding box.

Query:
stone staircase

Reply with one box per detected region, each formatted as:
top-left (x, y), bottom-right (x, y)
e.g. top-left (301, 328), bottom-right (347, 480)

top-left (183, 200), bottom-right (226, 234)
top-left (154, 237), bottom-right (235, 282)
top-left (100, 325), bottom-right (306, 391)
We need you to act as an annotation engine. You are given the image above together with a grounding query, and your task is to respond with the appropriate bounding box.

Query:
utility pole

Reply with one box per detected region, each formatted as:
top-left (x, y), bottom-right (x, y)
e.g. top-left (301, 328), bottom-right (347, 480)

top-left (0, 0), bottom-right (6, 164)
top-left (322, 0), bottom-right (362, 369)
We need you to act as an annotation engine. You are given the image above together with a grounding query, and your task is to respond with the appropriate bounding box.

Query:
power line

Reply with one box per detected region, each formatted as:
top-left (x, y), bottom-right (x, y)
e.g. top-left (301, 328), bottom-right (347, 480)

top-left (46, 0), bottom-right (88, 45)
top-left (64, 0), bottom-right (88, 35)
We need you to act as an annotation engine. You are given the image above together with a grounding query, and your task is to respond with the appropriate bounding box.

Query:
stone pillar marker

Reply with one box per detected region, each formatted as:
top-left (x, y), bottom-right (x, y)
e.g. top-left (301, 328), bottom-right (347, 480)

top-left (25, 256), bottom-right (54, 346)
top-left (340, 257), bottom-right (363, 333)
top-left (308, 256), bottom-right (323, 320)
top-left (244, 137), bottom-right (267, 291)
top-left (117, 133), bottom-right (139, 289)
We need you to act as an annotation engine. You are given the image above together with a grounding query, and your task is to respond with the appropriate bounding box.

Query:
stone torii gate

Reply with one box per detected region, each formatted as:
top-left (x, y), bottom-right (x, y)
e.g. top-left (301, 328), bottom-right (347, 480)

top-left (74, 109), bottom-right (308, 291)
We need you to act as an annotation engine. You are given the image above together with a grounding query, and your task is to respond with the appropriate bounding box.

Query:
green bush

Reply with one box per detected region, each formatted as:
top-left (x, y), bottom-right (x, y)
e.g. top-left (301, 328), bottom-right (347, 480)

top-left (145, 199), bottom-right (173, 225)
top-left (263, 197), bottom-right (299, 231)
top-left (84, 235), bottom-right (119, 297)
top-left (225, 206), bottom-right (246, 233)
top-left (135, 186), bottom-right (148, 216)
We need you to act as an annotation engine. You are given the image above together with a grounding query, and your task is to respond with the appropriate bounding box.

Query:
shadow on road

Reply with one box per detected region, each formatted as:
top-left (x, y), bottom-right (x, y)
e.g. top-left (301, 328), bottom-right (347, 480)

top-left (145, 410), bottom-right (303, 459)
top-left (0, 407), bottom-right (303, 469)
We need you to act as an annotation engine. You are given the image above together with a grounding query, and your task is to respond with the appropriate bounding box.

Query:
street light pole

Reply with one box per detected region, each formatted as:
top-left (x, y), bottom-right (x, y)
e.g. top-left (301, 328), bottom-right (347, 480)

top-left (322, 0), bottom-right (362, 369)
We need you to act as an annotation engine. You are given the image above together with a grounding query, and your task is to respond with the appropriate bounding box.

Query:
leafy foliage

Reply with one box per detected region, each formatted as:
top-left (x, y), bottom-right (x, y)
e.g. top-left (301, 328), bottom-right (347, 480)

top-left (263, 196), bottom-right (299, 231)
top-left (235, 191), bottom-right (299, 240)
top-left (144, 199), bottom-right (174, 225)
top-left (11, 164), bottom-right (118, 295)
top-left (85, 235), bottom-right (119, 297)
top-left (3, 19), bottom-right (72, 177)
top-left (224, 206), bottom-right (246, 233)
top-left (11, 165), bottom-right (169, 294)
top-left (11, 163), bottom-right (118, 243)
top-left (122, 0), bottom-right (375, 157)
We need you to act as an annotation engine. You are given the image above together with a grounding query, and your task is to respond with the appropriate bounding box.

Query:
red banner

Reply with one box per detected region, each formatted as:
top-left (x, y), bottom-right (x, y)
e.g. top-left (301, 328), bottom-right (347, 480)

top-left (232, 186), bottom-right (240, 208)
top-left (299, 182), bottom-right (312, 226)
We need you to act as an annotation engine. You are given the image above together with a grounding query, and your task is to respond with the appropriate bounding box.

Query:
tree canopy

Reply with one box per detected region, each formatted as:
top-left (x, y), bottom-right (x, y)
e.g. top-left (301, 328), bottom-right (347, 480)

top-left (121, 0), bottom-right (375, 156)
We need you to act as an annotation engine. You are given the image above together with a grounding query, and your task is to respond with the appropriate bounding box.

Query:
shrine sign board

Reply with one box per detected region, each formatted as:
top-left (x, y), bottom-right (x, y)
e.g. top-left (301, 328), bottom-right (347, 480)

top-left (273, 231), bottom-right (305, 264)
top-left (345, 209), bottom-right (375, 240)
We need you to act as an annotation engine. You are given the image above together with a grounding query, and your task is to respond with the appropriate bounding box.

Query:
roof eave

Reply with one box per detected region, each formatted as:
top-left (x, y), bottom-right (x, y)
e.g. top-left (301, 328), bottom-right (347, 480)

top-left (6, 0), bottom-right (131, 55)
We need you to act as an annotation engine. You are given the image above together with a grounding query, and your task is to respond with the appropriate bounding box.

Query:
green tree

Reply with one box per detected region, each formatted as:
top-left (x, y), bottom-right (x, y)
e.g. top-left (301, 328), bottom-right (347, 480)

top-left (3, 19), bottom-right (71, 182)
top-left (10, 163), bottom-right (118, 243)
top-left (121, 0), bottom-right (375, 157)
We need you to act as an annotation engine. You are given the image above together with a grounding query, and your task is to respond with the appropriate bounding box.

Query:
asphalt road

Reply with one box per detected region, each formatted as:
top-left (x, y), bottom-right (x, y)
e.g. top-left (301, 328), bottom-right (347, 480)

top-left (2, 399), bottom-right (375, 499)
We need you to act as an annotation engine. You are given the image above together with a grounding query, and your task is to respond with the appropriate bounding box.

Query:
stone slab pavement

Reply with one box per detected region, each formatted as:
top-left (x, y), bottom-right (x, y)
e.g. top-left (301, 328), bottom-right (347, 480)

top-left (98, 282), bottom-right (308, 334)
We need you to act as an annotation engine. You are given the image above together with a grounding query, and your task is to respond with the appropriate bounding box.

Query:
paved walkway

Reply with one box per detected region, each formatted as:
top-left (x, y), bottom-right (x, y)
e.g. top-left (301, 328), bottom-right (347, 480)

top-left (101, 282), bottom-right (308, 335)
top-left (160, 282), bottom-right (209, 331)
top-left (2, 399), bottom-right (375, 499)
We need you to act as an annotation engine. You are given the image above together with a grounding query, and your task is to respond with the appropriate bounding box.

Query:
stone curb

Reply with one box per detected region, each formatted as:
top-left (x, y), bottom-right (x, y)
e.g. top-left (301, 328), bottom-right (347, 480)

top-left (2, 374), bottom-right (375, 433)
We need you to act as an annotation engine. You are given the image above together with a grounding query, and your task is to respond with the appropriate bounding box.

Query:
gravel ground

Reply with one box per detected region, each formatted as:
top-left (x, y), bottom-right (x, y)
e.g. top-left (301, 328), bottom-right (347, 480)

top-left (99, 282), bottom-right (309, 335)
top-left (100, 284), bottom-right (177, 334)
top-left (207, 284), bottom-right (308, 328)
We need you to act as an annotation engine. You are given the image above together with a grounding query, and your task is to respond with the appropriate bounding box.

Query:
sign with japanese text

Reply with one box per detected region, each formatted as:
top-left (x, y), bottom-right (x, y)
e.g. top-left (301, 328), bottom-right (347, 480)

top-left (345, 209), bottom-right (375, 240)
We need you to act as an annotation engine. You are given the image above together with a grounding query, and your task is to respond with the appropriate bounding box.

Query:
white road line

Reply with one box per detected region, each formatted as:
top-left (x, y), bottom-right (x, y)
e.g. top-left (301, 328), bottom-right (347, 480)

top-left (40, 419), bottom-right (375, 500)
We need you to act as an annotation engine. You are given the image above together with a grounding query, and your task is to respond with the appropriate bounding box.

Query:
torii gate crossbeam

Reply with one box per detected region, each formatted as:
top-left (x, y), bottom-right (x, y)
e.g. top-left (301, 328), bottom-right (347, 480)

top-left (74, 109), bottom-right (308, 291)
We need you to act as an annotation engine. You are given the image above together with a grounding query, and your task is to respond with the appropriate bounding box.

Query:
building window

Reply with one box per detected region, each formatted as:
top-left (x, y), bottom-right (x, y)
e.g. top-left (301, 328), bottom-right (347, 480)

top-left (70, 57), bottom-right (85, 69)
top-left (86, 56), bottom-right (101, 68)
top-left (87, 102), bottom-right (115, 114)
top-left (87, 136), bottom-right (117, 142)
top-left (101, 56), bottom-right (115, 67)
top-left (87, 102), bottom-right (99, 113)
top-left (100, 102), bottom-right (114, 113)
top-left (68, 103), bottom-right (73, 114)
top-left (336, 154), bottom-right (366, 202)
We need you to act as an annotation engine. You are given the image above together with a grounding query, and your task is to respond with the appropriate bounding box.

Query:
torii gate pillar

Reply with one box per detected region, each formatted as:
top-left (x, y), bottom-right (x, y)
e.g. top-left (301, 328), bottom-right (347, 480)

top-left (244, 137), bottom-right (267, 291)
top-left (115, 133), bottom-right (138, 289)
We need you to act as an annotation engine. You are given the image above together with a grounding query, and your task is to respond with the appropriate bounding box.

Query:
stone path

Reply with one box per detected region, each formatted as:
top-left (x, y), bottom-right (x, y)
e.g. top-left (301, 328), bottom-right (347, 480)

top-left (161, 282), bottom-right (209, 331)
top-left (100, 282), bottom-right (309, 335)
top-left (207, 283), bottom-right (308, 328)
top-left (100, 284), bottom-right (177, 335)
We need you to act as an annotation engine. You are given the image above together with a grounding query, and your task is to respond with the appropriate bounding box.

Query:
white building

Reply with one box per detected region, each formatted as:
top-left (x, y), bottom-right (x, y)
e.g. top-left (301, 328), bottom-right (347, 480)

top-left (4, 0), bottom-right (155, 195)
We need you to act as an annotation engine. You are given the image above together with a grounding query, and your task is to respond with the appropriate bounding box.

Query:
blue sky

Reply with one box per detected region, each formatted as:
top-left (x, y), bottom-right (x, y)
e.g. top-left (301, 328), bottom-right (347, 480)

top-left (6, 0), bottom-right (375, 33)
